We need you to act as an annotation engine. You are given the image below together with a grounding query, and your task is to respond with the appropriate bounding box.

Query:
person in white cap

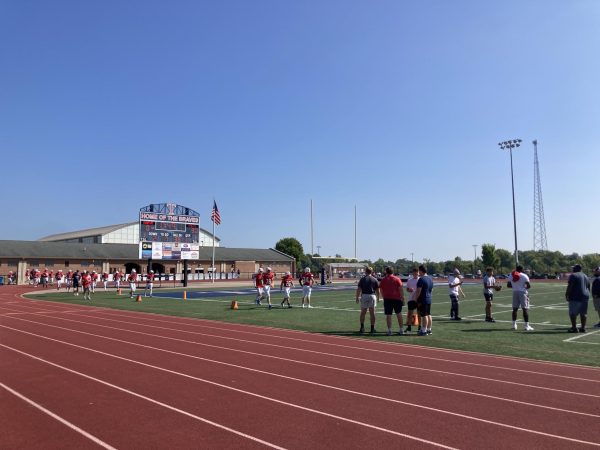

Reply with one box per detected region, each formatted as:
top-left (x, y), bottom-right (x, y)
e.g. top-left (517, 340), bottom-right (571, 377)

top-left (280, 271), bottom-right (295, 308)
top-left (127, 269), bottom-right (138, 298)
top-left (254, 267), bottom-right (265, 305)
top-left (145, 270), bottom-right (155, 297)
top-left (300, 267), bottom-right (314, 308)
top-left (448, 268), bottom-right (466, 320)
top-left (263, 267), bottom-right (275, 309)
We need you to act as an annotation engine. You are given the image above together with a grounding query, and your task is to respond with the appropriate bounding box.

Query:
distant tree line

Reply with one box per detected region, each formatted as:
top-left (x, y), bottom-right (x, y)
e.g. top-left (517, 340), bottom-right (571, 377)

top-left (276, 238), bottom-right (600, 277)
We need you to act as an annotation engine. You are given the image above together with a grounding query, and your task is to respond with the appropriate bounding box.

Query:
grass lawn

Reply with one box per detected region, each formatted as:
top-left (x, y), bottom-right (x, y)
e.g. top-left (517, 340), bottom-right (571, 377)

top-left (26, 280), bottom-right (600, 367)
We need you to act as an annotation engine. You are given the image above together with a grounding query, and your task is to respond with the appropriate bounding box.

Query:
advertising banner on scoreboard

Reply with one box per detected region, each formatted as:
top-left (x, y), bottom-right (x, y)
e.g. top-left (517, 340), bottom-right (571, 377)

top-left (139, 242), bottom-right (200, 260)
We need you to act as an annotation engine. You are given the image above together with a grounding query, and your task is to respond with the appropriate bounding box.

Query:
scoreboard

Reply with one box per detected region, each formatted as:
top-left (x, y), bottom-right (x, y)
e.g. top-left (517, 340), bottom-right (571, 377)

top-left (139, 203), bottom-right (200, 244)
top-left (140, 220), bottom-right (199, 243)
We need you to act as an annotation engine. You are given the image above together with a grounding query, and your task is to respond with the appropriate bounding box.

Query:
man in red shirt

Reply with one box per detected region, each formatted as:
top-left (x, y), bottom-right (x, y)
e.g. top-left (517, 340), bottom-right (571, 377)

top-left (254, 268), bottom-right (265, 305)
top-left (81, 270), bottom-right (92, 300)
top-left (300, 267), bottom-right (315, 308)
top-left (263, 267), bottom-right (275, 309)
top-left (379, 266), bottom-right (405, 335)
top-left (144, 270), bottom-right (155, 297)
top-left (280, 271), bottom-right (295, 308)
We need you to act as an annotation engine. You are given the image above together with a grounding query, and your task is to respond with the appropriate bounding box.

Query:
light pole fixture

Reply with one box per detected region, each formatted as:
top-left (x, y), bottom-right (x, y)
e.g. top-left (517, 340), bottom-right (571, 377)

top-left (498, 139), bottom-right (522, 266)
top-left (410, 253), bottom-right (414, 265)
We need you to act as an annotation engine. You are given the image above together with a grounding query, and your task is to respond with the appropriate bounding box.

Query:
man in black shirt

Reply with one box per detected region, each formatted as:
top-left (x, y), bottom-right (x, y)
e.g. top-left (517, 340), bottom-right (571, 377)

top-left (355, 267), bottom-right (380, 334)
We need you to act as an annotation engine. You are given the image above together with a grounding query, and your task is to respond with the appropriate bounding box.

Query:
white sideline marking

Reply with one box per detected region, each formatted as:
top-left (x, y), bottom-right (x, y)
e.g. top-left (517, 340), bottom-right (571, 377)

top-left (564, 329), bottom-right (600, 343)
top-left (0, 382), bottom-right (117, 450)
top-left (0, 341), bottom-right (454, 450)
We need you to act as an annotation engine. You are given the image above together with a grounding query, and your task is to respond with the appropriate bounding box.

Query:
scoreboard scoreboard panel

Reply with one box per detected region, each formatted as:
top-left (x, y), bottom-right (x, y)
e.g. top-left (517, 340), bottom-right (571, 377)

top-left (140, 221), bottom-right (199, 243)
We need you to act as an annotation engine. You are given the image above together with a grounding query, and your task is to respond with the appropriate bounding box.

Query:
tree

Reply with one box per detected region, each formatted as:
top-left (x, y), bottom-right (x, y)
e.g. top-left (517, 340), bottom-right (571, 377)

top-left (496, 248), bottom-right (513, 274)
top-left (481, 244), bottom-right (499, 270)
top-left (275, 238), bottom-right (304, 264)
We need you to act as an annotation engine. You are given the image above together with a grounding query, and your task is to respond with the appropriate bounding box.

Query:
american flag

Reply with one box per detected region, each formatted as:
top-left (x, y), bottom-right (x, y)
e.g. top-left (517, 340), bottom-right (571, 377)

top-left (211, 200), bottom-right (221, 226)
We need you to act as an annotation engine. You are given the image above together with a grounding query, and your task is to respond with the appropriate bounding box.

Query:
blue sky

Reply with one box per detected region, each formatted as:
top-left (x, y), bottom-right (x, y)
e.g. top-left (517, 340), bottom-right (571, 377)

top-left (1, 0), bottom-right (598, 262)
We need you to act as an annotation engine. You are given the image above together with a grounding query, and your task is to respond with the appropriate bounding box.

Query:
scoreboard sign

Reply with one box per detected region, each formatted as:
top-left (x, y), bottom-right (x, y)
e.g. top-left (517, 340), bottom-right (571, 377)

top-left (139, 242), bottom-right (200, 260)
top-left (139, 203), bottom-right (200, 245)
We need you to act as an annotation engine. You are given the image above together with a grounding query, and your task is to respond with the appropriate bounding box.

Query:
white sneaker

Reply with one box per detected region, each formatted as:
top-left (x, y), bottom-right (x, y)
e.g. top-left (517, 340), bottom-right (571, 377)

top-left (524, 325), bottom-right (534, 331)
top-left (308, 305), bottom-right (313, 308)
top-left (302, 304), bottom-right (306, 308)
top-left (512, 322), bottom-right (517, 330)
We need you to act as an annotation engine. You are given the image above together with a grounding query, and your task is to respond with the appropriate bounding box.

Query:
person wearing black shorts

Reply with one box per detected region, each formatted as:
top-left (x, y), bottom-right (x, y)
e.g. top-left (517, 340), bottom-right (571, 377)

top-left (483, 267), bottom-right (496, 322)
top-left (415, 265), bottom-right (434, 336)
top-left (379, 267), bottom-right (405, 336)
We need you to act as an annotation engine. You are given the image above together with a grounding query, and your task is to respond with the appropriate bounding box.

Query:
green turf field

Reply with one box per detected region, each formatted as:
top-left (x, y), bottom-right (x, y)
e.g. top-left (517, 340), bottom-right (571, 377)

top-left (26, 281), bottom-right (600, 367)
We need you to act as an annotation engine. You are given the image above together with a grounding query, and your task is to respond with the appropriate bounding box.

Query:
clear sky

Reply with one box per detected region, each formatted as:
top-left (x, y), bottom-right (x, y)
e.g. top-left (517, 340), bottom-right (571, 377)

top-left (1, 0), bottom-right (598, 262)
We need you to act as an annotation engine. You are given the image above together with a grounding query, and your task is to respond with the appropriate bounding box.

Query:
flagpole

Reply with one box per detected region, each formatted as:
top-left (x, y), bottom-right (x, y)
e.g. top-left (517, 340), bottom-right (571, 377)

top-left (211, 203), bottom-right (216, 284)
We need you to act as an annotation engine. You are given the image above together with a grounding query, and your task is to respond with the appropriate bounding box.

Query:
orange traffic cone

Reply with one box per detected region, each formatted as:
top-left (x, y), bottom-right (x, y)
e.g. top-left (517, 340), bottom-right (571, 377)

top-left (136, 294), bottom-right (142, 302)
top-left (230, 300), bottom-right (239, 310)
top-left (183, 291), bottom-right (187, 300)
top-left (412, 314), bottom-right (419, 326)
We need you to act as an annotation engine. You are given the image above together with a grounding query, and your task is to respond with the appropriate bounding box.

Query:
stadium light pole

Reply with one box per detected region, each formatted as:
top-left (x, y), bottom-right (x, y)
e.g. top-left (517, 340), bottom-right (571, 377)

top-left (472, 244), bottom-right (478, 274)
top-left (316, 245), bottom-right (321, 256)
top-left (498, 139), bottom-right (522, 266)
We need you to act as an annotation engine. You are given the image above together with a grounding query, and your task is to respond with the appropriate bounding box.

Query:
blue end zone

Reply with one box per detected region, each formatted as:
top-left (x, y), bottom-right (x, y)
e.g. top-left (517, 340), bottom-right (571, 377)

top-left (152, 284), bottom-right (357, 300)
top-left (151, 281), bottom-right (477, 300)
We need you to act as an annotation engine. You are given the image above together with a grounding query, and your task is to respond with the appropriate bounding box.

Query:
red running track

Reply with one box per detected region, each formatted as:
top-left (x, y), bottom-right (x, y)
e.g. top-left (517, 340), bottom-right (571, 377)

top-left (1, 286), bottom-right (599, 449)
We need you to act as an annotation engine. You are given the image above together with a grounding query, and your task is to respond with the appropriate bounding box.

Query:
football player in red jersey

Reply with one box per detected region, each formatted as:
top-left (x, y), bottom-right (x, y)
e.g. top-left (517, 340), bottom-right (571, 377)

top-left (144, 270), bottom-right (155, 297)
top-left (41, 269), bottom-right (49, 288)
top-left (113, 270), bottom-right (122, 290)
top-left (91, 271), bottom-right (99, 293)
top-left (48, 270), bottom-right (54, 286)
top-left (66, 270), bottom-right (73, 292)
top-left (254, 268), bottom-right (265, 305)
top-left (300, 267), bottom-right (315, 308)
top-left (263, 267), bottom-right (275, 309)
top-left (56, 270), bottom-right (64, 290)
top-left (101, 272), bottom-right (109, 291)
top-left (280, 271), bottom-right (295, 308)
top-left (127, 270), bottom-right (138, 298)
top-left (81, 271), bottom-right (92, 300)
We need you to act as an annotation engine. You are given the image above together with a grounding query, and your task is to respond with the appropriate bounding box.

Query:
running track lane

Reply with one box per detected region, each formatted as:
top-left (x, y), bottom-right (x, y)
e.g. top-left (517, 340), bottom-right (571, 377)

top-left (1, 289), bottom-right (600, 448)
top-left (2, 314), bottom-right (600, 448)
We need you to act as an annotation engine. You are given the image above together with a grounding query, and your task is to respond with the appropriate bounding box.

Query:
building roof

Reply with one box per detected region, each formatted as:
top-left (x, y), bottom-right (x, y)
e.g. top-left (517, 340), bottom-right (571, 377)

top-left (0, 240), bottom-right (293, 262)
top-left (38, 222), bottom-right (220, 242)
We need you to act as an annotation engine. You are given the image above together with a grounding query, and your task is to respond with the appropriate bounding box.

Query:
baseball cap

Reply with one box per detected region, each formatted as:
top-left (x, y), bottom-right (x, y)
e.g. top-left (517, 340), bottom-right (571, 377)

top-left (453, 268), bottom-right (461, 275)
top-left (594, 266), bottom-right (600, 273)
top-left (572, 264), bottom-right (582, 272)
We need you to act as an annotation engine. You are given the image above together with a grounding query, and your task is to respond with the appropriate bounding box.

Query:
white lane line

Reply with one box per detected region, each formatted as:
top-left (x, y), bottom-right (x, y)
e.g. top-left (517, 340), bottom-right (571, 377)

top-left (0, 341), bottom-right (454, 450)
top-left (58, 311), bottom-right (600, 384)
top-left (0, 382), bottom-right (117, 450)
top-left (7, 313), bottom-right (600, 419)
